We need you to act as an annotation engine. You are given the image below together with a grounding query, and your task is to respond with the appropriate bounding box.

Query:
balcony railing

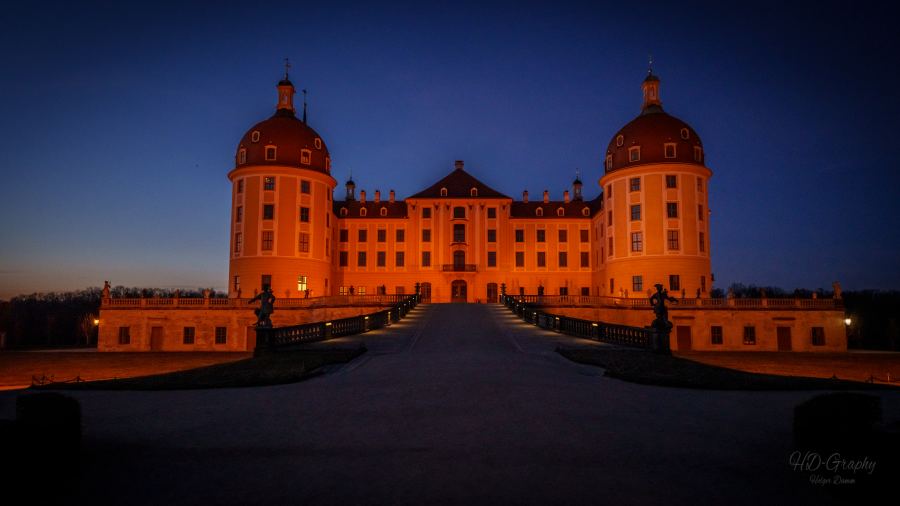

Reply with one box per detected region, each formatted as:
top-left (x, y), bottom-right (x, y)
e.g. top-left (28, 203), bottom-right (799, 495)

top-left (441, 264), bottom-right (477, 272)
top-left (506, 294), bottom-right (843, 310)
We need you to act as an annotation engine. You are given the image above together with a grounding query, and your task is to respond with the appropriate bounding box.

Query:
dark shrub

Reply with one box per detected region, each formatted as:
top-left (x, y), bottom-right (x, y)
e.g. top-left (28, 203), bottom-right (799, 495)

top-left (794, 392), bottom-right (881, 451)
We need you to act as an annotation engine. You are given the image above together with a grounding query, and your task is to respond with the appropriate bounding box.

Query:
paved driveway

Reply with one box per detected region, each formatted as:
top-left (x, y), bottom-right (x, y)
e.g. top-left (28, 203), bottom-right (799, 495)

top-left (2, 304), bottom-right (893, 505)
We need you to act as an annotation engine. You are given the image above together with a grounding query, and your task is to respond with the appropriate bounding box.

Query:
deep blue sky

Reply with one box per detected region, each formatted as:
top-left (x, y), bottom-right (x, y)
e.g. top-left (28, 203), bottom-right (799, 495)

top-left (1, 0), bottom-right (898, 298)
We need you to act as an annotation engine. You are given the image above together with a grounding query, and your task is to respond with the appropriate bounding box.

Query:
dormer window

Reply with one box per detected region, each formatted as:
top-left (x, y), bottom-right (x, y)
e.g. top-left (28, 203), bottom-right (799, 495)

top-left (628, 146), bottom-right (641, 162)
top-left (582, 207), bottom-right (590, 217)
top-left (360, 208), bottom-right (367, 217)
top-left (440, 187), bottom-right (448, 197)
top-left (616, 134), bottom-right (624, 147)
top-left (314, 138), bottom-right (322, 149)
top-left (325, 157), bottom-right (331, 172)
top-left (251, 131), bottom-right (260, 143)
top-left (300, 149), bottom-right (311, 165)
top-left (238, 149), bottom-right (246, 164)
top-left (470, 187), bottom-right (478, 197)
top-left (680, 128), bottom-right (689, 140)
top-left (536, 208), bottom-right (544, 217)
top-left (557, 208), bottom-right (565, 217)
top-left (340, 207), bottom-right (348, 217)
top-left (265, 146), bottom-right (277, 161)
top-left (664, 143), bottom-right (676, 158)
top-left (693, 146), bottom-right (703, 162)
top-left (605, 155), bottom-right (612, 170)
top-left (380, 207), bottom-right (387, 217)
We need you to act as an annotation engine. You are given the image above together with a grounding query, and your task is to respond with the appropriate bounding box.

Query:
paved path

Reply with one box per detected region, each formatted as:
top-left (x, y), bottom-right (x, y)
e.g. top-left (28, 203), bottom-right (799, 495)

top-left (2, 304), bottom-right (894, 505)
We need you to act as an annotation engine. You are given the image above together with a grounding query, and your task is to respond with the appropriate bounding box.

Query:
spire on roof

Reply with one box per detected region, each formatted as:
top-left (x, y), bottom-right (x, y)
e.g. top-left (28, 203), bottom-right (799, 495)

top-left (302, 88), bottom-right (308, 123)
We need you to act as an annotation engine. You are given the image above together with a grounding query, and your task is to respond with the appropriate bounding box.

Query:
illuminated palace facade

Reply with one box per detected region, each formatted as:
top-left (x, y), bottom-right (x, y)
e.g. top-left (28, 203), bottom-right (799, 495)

top-left (229, 72), bottom-right (710, 304)
top-left (97, 71), bottom-right (845, 352)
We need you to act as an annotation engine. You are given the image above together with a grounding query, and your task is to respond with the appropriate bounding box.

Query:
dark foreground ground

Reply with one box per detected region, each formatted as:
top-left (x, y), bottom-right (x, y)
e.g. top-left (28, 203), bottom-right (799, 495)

top-left (1, 304), bottom-right (897, 505)
top-left (680, 351), bottom-right (900, 384)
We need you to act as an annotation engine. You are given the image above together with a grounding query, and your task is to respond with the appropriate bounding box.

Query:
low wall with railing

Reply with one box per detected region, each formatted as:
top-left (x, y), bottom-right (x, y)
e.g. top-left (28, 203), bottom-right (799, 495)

top-left (510, 294), bottom-right (843, 310)
top-left (101, 294), bottom-right (413, 310)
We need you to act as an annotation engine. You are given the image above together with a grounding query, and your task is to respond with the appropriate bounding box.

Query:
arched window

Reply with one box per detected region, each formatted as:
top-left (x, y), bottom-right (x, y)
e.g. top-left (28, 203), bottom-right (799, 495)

top-left (380, 207), bottom-right (387, 217)
top-left (325, 157), bottom-right (331, 172)
top-left (582, 207), bottom-right (590, 217)
top-left (605, 155), bottom-right (612, 170)
top-left (680, 128), bottom-right (689, 140)
top-left (616, 134), bottom-right (624, 147)
top-left (557, 207), bottom-right (565, 217)
top-left (664, 143), bottom-right (676, 158)
top-left (251, 131), bottom-right (260, 143)
top-left (301, 149), bottom-right (312, 165)
top-left (265, 145), bottom-right (277, 161)
top-left (340, 207), bottom-right (348, 217)
top-left (693, 146), bottom-right (703, 163)
top-left (470, 187), bottom-right (478, 197)
top-left (360, 208), bottom-right (367, 217)
top-left (238, 149), bottom-right (246, 164)
top-left (628, 146), bottom-right (640, 162)
top-left (536, 208), bottom-right (544, 217)
top-left (440, 187), bottom-right (448, 197)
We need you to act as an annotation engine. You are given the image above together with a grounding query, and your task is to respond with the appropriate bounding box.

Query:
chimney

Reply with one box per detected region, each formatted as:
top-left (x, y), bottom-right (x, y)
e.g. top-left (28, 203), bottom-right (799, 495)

top-left (374, 190), bottom-right (381, 203)
top-left (522, 190), bottom-right (529, 203)
top-left (359, 190), bottom-right (366, 203)
top-left (389, 190), bottom-right (395, 203)
top-left (454, 160), bottom-right (464, 170)
top-left (543, 190), bottom-right (549, 203)
top-left (564, 190), bottom-right (570, 203)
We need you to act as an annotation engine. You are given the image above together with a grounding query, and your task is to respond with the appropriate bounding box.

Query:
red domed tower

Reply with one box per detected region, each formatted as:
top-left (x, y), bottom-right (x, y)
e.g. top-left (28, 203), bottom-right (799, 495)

top-left (227, 68), bottom-right (337, 299)
top-left (598, 70), bottom-right (713, 298)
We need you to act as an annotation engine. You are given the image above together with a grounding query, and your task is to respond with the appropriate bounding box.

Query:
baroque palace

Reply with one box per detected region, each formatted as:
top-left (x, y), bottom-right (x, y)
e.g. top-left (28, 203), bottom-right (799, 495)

top-left (98, 69), bottom-right (845, 352)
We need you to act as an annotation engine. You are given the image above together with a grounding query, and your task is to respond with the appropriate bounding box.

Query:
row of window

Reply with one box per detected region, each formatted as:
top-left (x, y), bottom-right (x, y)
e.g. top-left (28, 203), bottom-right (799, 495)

top-left (623, 203), bottom-right (704, 221)
top-left (238, 147), bottom-right (315, 165)
top-left (710, 326), bottom-right (826, 346)
top-left (607, 175), bottom-right (704, 198)
top-left (605, 145), bottom-right (703, 169)
top-left (249, 131), bottom-right (323, 150)
top-left (117, 326), bottom-right (228, 345)
top-left (235, 178), bottom-right (317, 195)
top-left (234, 232), bottom-right (316, 253)
top-left (609, 274), bottom-right (708, 295)
top-left (624, 231), bottom-right (705, 253)
top-left (335, 250), bottom-right (592, 269)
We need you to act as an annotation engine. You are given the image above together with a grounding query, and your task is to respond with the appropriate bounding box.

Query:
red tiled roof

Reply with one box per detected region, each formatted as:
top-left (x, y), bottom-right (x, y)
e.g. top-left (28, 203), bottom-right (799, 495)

top-left (409, 167), bottom-right (509, 199)
top-left (333, 200), bottom-right (408, 218)
top-left (509, 196), bottom-right (602, 219)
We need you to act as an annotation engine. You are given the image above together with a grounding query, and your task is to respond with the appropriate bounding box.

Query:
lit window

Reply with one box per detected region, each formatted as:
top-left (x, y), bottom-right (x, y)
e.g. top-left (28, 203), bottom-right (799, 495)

top-left (711, 326), bottom-right (723, 345)
top-left (631, 232), bottom-right (643, 252)
top-left (251, 131), bottom-right (260, 143)
top-left (667, 202), bottom-right (678, 218)
top-left (314, 138), bottom-right (322, 149)
top-left (632, 275), bottom-right (643, 292)
top-left (669, 274), bottom-right (681, 292)
top-left (297, 275), bottom-right (308, 292)
top-left (743, 326), bottom-right (757, 345)
top-left (629, 147), bottom-right (640, 162)
top-left (265, 146), bottom-right (277, 161)
top-left (262, 231), bottom-right (274, 250)
top-left (183, 327), bottom-right (195, 345)
top-left (616, 134), bottom-right (624, 147)
top-left (238, 149), bottom-right (246, 164)
top-left (453, 206), bottom-right (465, 219)
top-left (630, 178), bottom-right (640, 191)
top-left (667, 230), bottom-right (680, 249)
top-left (396, 251), bottom-right (405, 267)
top-left (631, 204), bottom-right (641, 221)
top-left (664, 143), bottom-right (676, 158)
top-left (666, 175), bottom-right (677, 188)
top-left (440, 187), bottom-right (448, 197)
top-left (811, 327), bottom-right (825, 346)
top-left (263, 204), bottom-right (275, 220)
top-left (299, 233), bottom-right (309, 252)
top-left (357, 286), bottom-right (366, 295)
top-left (263, 176), bottom-right (275, 191)
top-left (215, 327), bottom-right (227, 345)
top-left (301, 149), bottom-right (311, 165)
top-left (300, 180), bottom-right (310, 194)
top-left (299, 207), bottom-right (309, 222)
top-left (680, 128), bottom-right (689, 140)
top-left (118, 327), bottom-right (130, 345)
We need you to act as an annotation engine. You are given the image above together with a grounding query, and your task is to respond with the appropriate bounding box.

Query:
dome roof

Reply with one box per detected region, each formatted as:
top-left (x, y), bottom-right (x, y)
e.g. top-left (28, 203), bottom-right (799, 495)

top-left (234, 78), bottom-right (331, 174)
top-left (604, 74), bottom-right (705, 173)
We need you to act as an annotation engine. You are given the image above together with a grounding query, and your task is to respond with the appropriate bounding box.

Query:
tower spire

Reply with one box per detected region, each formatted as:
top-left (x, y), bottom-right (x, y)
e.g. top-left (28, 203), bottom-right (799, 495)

top-left (276, 60), bottom-right (296, 114)
top-left (302, 89), bottom-right (308, 123)
top-left (641, 57), bottom-right (662, 114)
top-left (284, 57), bottom-right (291, 80)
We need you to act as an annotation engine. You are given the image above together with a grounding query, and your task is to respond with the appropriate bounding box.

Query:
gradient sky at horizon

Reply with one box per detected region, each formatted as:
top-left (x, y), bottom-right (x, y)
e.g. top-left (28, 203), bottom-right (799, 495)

top-left (1, 0), bottom-right (898, 299)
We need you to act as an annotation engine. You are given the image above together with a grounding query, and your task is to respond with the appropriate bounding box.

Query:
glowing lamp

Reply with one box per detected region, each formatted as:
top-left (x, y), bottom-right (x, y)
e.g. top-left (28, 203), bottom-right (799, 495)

top-left (844, 318), bottom-right (852, 326)
top-left (93, 319), bottom-right (100, 325)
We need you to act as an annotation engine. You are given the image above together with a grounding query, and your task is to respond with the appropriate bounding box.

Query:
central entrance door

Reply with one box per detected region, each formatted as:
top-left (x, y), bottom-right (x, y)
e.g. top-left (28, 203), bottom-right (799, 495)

top-left (150, 326), bottom-right (163, 351)
top-left (777, 326), bottom-right (792, 351)
top-left (451, 280), bottom-right (467, 303)
top-left (420, 282), bottom-right (432, 303)
top-left (676, 325), bottom-right (692, 351)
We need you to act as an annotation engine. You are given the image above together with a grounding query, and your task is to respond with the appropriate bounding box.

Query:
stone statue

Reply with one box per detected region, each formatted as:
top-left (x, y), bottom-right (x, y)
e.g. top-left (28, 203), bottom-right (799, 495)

top-left (537, 285), bottom-right (544, 296)
top-left (102, 281), bottom-right (111, 299)
top-left (727, 287), bottom-right (734, 299)
top-left (202, 289), bottom-right (211, 299)
top-left (832, 281), bottom-right (842, 300)
top-left (250, 286), bottom-right (276, 328)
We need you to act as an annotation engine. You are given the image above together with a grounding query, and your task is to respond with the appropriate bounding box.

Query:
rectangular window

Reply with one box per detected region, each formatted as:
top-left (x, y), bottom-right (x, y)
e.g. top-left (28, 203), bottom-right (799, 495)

top-left (183, 327), bottom-right (195, 345)
top-left (326, 213), bottom-right (330, 227)
top-left (233, 275), bottom-right (240, 291)
top-left (395, 251), bottom-right (405, 267)
top-left (339, 251), bottom-right (348, 267)
top-left (665, 175), bottom-right (677, 188)
top-left (811, 327), bottom-right (825, 346)
top-left (608, 237), bottom-right (613, 256)
top-left (422, 207), bottom-right (432, 218)
top-left (453, 206), bottom-right (466, 219)
top-left (697, 176), bottom-right (703, 191)
top-left (487, 251), bottom-right (497, 267)
top-left (606, 184), bottom-right (612, 199)
top-left (261, 231), bottom-right (274, 251)
top-left (609, 278), bottom-right (615, 293)
top-left (743, 326), bottom-right (757, 345)
top-left (377, 251), bottom-right (386, 267)
top-left (669, 274), bottom-right (681, 292)
top-left (580, 229), bottom-right (589, 242)
top-left (422, 229), bottom-right (431, 242)
top-left (297, 275), bottom-right (308, 291)
top-left (396, 229), bottom-right (405, 242)
top-left (536, 229), bottom-right (545, 242)
top-left (339, 229), bottom-right (348, 242)
top-left (698, 204), bottom-right (704, 221)
top-left (667, 202), bottom-right (678, 218)
top-left (357, 251), bottom-right (367, 267)
top-left (234, 233), bottom-right (242, 253)
top-left (711, 326), bottom-right (723, 345)
top-left (694, 147), bottom-right (703, 163)
top-left (338, 286), bottom-right (347, 295)
top-left (265, 147), bottom-right (276, 160)
top-left (300, 180), bottom-right (310, 194)
top-left (580, 252), bottom-right (589, 268)
top-left (559, 287), bottom-right (568, 296)
top-left (558, 229), bottom-right (567, 242)
top-left (629, 177), bottom-right (641, 191)
top-left (631, 232), bottom-right (643, 252)
top-left (664, 143), bottom-right (676, 158)
top-left (261, 274), bottom-right (272, 290)
top-left (632, 275), bottom-right (643, 292)
top-left (377, 229), bottom-right (386, 242)
top-left (608, 210), bottom-right (612, 223)
top-left (487, 207), bottom-right (497, 218)
top-left (453, 224), bottom-right (465, 243)
top-left (487, 229), bottom-right (497, 242)
top-left (117, 327), bottom-right (130, 345)
top-left (515, 251), bottom-right (524, 267)
top-left (515, 229), bottom-right (524, 242)
top-left (357, 286), bottom-right (366, 296)
top-left (235, 206), bottom-right (243, 223)
top-left (422, 251), bottom-right (431, 267)
top-left (237, 179), bottom-right (244, 193)
top-left (396, 286), bottom-right (405, 295)
top-left (263, 176), bottom-right (275, 191)
top-left (537, 252), bottom-right (546, 267)
top-left (358, 229), bottom-right (367, 242)
top-left (299, 207), bottom-right (309, 222)
top-left (699, 232), bottom-right (705, 253)
top-left (667, 230), bottom-right (680, 250)
top-left (263, 204), bottom-right (275, 220)
top-left (581, 287), bottom-right (590, 296)
top-left (630, 204), bottom-right (641, 221)
top-left (299, 233), bottom-right (309, 252)
top-left (629, 146), bottom-right (640, 162)
top-left (215, 327), bottom-right (227, 344)
top-left (558, 252), bottom-right (567, 267)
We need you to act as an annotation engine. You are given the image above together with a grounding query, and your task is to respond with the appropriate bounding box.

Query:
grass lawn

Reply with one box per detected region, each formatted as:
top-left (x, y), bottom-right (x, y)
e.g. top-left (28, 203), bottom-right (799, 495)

top-left (33, 348), bottom-right (365, 390)
top-left (558, 347), bottom-right (899, 390)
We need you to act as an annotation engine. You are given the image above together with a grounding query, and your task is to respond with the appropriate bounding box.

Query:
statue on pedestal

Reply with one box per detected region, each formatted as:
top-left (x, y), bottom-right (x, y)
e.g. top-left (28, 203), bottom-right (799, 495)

top-left (102, 281), bottom-right (111, 299)
top-left (250, 286), bottom-right (276, 328)
top-left (832, 281), bottom-right (842, 300)
top-left (649, 284), bottom-right (677, 354)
